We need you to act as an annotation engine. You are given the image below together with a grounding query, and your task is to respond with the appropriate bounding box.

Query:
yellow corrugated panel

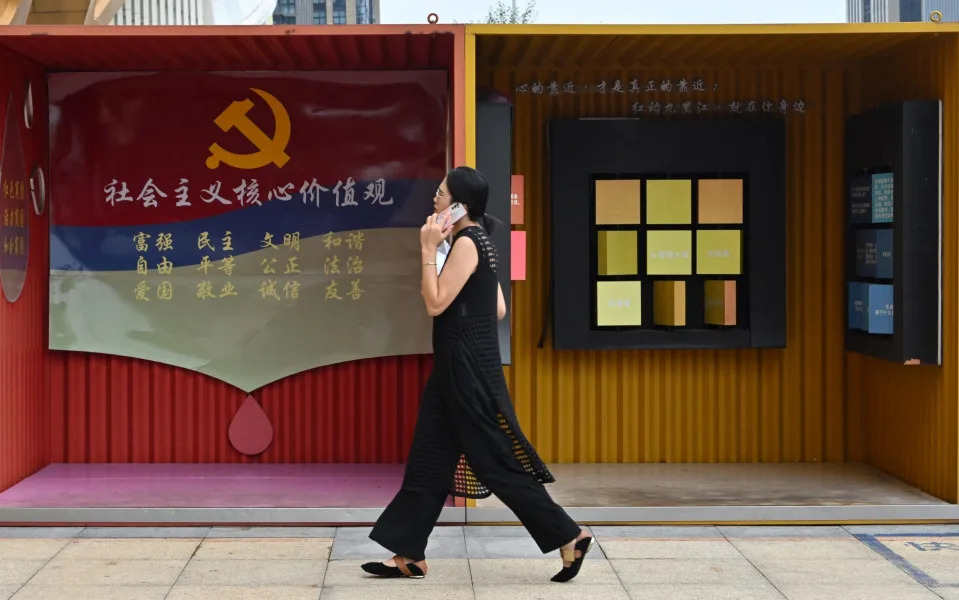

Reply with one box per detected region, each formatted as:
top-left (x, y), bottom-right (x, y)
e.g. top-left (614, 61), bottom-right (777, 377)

top-left (475, 31), bottom-right (958, 503)
top-left (853, 38), bottom-right (959, 503)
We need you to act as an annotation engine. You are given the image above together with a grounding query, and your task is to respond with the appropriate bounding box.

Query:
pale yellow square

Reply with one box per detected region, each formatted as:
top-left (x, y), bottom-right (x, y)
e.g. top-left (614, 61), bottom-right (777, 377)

top-left (646, 180), bottom-right (692, 224)
top-left (646, 231), bottom-right (692, 275)
top-left (697, 230), bottom-right (742, 275)
top-left (596, 281), bottom-right (642, 326)
top-left (595, 179), bottom-right (642, 225)
top-left (598, 230), bottom-right (638, 276)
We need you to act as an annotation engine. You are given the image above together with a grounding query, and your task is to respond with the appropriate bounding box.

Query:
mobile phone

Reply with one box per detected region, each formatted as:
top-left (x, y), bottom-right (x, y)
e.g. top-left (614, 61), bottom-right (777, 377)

top-left (443, 202), bottom-right (468, 227)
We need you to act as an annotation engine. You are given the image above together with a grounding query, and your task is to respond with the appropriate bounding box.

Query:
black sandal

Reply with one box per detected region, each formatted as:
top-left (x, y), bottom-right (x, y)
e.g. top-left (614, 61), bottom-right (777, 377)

top-left (551, 536), bottom-right (593, 583)
top-left (360, 555), bottom-right (426, 579)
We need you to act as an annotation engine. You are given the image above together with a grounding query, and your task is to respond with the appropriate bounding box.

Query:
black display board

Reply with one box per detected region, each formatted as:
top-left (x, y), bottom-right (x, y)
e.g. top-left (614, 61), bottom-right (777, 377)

top-left (476, 101), bottom-right (513, 364)
top-left (547, 118), bottom-right (786, 351)
top-left (844, 100), bottom-right (942, 365)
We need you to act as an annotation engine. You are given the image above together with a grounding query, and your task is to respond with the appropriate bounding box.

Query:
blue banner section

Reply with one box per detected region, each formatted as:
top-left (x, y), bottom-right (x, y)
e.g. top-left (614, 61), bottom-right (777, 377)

top-left (51, 178), bottom-right (437, 272)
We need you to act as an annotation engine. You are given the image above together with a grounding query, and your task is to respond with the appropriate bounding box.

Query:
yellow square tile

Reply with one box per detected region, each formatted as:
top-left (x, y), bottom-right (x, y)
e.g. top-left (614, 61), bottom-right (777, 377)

top-left (653, 281), bottom-right (686, 326)
top-left (698, 179), bottom-right (744, 224)
top-left (598, 230), bottom-right (638, 276)
top-left (704, 280), bottom-right (737, 326)
top-left (595, 179), bottom-right (642, 225)
top-left (696, 230), bottom-right (742, 275)
top-left (646, 231), bottom-right (692, 275)
top-left (596, 281), bottom-right (642, 326)
top-left (646, 180), bottom-right (692, 224)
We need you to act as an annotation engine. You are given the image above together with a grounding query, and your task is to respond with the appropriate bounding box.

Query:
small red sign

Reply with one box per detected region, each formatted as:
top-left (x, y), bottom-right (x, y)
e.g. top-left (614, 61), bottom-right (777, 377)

top-left (511, 230), bottom-right (526, 281)
top-left (510, 174), bottom-right (524, 225)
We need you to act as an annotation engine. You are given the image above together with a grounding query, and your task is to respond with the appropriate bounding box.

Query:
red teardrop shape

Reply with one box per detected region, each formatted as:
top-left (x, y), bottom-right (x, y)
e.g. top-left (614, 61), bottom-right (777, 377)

top-left (228, 395), bottom-right (274, 456)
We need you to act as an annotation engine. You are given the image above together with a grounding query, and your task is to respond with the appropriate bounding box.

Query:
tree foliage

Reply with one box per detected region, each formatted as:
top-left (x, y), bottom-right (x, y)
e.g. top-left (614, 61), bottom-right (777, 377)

top-left (484, 0), bottom-right (537, 24)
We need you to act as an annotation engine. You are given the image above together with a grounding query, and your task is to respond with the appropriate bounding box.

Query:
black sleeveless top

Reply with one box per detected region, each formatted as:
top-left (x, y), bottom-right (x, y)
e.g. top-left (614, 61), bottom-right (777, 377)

top-left (400, 225), bottom-right (555, 499)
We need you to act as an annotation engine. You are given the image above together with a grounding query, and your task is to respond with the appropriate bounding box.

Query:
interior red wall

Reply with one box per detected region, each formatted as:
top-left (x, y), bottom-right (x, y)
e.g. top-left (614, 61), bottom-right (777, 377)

top-left (0, 47), bottom-right (49, 491)
top-left (48, 353), bottom-right (433, 463)
top-left (31, 31), bottom-right (463, 468)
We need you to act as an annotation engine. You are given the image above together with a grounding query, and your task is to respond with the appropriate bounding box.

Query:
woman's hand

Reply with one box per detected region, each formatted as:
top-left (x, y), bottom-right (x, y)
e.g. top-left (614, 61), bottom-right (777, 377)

top-left (419, 213), bottom-right (450, 250)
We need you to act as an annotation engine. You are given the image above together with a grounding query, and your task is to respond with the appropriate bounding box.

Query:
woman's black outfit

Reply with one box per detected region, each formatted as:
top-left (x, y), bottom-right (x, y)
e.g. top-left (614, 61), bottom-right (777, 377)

top-left (370, 225), bottom-right (580, 561)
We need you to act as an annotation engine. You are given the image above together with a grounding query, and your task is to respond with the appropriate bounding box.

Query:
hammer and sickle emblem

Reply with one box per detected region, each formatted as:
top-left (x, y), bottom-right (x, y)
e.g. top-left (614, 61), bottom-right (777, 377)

top-left (206, 88), bottom-right (291, 170)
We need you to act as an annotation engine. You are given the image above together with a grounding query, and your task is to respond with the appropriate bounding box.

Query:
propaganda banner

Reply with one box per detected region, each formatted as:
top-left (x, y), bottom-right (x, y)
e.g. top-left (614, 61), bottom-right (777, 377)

top-left (49, 71), bottom-right (448, 392)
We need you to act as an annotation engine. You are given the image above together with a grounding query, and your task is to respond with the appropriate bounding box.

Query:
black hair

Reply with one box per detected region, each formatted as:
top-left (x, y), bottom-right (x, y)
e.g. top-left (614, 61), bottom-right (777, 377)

top-left (445, 165), bottom-right (501, 234)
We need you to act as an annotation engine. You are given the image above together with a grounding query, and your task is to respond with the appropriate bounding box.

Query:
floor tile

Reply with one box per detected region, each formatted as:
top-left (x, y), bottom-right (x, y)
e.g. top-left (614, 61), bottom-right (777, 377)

top-left (731, 539), bottom-right (879, 561)
top-left (624, 583), bottom-right (787, 599)
top-left (468, 558), bottom-right (620, 585)
top-left (331, 532), bottom-right (466, 559)
top-left (774, 583), bottom-right (941, 600)
top-left (600, 539), bottom-right (741, 560)
top-left (719, 526), bottom-right (854, 540)
top-left (323, 559), bottom-right (469, 586)
top-left (0, 540), bottom-right (70, 561)
top-left (844, 525), bottom-right (959, 536)
top-left (10, 586), bottom-right (169, 600)
top-left (29, 559), bottom-right (185, 587)
top-left (466, 534), bottom-right (605, 559)
top-left (78, 528), bottom-right (209, 539)
top-left (194, 539), bottom-right (331, 561)
top-left (0, 562), bottom-right (45, 587)
top-left (753, 558), bottom-right (922, 586)
top-left (207, 527), bottom-right (336, 539)
top-left (474, 584), bottom-right (631, 599)
top-left (166, 585), bottom-right (321, 600)
top-left (0, 587), bottom-right (18, 600)
top-left (320, 585), bottom-right (474, 600)
top-left (176, 559), bottom-right (325, 587)
top-left (876, 537), bottom-right (959, 585)
top-left (56, 539), bottom-right (200, 561)
top-left (611, 558), bottom-right (767, 585)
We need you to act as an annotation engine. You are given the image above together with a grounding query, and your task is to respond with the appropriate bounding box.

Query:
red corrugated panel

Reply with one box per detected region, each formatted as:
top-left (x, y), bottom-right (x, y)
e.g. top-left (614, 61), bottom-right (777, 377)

top-left (0, 46), bottom-right (49, 492)
top-left (47, 353), bottom-right (434, 463)
top-left (15, 26), bottom-right (459, 466)
top-left (0, 26), bottom-right (459, 72)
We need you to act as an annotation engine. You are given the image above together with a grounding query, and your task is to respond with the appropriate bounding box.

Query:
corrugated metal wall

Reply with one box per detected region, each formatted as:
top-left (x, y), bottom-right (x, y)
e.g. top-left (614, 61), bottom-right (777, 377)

top-left (48, 353), bottom-right (431, 463)
top-left (852, 37), bottom-right (958, 502)
top-left (0, 47), bottom-right (49, 492)
top-left (471, 33), bottom-right (957, 501)
top-left (479, 63), bottom-right (852, 465)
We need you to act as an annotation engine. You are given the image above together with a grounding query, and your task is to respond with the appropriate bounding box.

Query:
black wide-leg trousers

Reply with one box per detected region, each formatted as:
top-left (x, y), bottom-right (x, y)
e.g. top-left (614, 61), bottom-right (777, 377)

top-left (369, 380), bottom-right (580, 561)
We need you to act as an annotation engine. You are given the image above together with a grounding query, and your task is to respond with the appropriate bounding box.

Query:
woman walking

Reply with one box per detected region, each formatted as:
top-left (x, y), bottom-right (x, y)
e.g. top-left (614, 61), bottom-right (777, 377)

top-left (361, 166), bottom-right (592, 583)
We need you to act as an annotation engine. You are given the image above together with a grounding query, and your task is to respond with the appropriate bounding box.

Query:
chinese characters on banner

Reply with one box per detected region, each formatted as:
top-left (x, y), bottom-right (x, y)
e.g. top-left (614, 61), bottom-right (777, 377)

top-left (48, 71), bottom-right (447, 393)
top-left (513, 77), bottom-right (807, 115)
top-left (321, 230), bottom-right (365, 301)
top-left (104, 176), bottom-right (395, 210)
top-left (0, 94), bottom-right (29, 302)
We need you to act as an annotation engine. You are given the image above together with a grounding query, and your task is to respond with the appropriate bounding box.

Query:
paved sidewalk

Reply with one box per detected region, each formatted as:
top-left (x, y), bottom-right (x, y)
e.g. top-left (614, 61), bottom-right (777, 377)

top-left (1, 524), bottom-right (958, 599)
